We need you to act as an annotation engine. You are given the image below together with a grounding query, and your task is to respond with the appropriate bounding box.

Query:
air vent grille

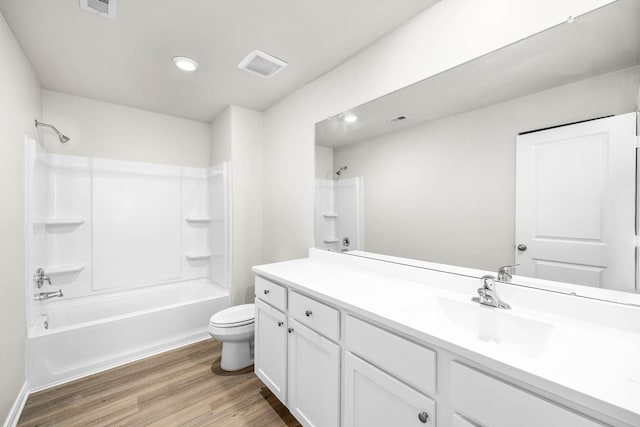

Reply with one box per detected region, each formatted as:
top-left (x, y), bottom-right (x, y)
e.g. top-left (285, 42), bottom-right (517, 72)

top-left (238, 50), bottom-right (287, 78)
top-left (80, 0), bottom-right (116, 20)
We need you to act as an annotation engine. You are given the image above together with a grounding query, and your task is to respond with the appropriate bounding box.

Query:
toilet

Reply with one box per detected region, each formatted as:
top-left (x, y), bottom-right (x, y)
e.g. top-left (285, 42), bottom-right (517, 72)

top-left (208, 303), bottom-right (255, 371)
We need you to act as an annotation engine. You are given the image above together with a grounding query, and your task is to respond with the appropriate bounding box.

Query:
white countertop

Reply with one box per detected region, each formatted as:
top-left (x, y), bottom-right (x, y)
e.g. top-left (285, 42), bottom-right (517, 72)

top-left (253, 249), bottom-right (640, 426)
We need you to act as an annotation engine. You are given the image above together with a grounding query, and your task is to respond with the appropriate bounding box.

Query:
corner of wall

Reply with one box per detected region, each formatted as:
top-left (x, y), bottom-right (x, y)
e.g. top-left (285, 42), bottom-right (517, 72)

top-left (0, 9), bottom-right (42, 425)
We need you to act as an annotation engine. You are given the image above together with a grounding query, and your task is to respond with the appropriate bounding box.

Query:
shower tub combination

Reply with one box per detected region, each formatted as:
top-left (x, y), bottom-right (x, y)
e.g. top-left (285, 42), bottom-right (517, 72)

top-left (28, 279), bottom-right (230, 391)
top-left (24, 139), bottom-right (233, 391)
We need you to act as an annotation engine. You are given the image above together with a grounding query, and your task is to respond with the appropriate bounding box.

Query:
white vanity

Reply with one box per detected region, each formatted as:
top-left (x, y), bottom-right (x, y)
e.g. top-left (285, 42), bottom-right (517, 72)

top-left (253, 249), bottom-right (640, 427)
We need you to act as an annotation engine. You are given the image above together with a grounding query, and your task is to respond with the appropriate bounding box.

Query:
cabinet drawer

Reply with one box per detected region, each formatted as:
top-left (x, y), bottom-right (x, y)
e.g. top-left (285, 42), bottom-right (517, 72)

top-left (451, 362), bottom-right (601, 427)
top-left (346, 315), bottom-right (436, 395)
top-left (255, 276), bottom-right (287, 311)
top-left (289, 291), bottom-right (339, 341)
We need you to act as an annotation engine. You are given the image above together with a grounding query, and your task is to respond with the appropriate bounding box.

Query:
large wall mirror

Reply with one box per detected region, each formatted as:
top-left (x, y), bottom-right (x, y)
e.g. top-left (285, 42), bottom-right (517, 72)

top-left (314, 0), bottom-right (640, 299)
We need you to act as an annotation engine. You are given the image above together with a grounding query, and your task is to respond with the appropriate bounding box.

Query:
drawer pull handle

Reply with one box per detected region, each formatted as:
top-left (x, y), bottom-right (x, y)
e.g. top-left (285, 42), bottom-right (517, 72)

top-left (264, 289), bottom-right (270, 295)
top-left (277, 321), bottom-right (283, 327)
top-left (305, 310), bottom-right (313, 317)
top-left (288, 328), bottom-right (294, 334)
top-left (418, 411), bottom-right (429, 423)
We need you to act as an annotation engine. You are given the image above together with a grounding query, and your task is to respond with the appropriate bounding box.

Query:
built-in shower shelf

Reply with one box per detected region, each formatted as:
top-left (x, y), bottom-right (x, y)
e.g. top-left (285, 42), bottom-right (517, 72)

top-left (38, 218), bottom-right (86, 227)
top-left (322, 212), bottom-right (339, 218)
top-left (44, 264), bottom-right (86, 275)
top-left (185, 252), bottom-right (212, 260)
top-left (185, 216), bottom-right (211, 224)
top-left (323, 237), bottom-right (339, 244)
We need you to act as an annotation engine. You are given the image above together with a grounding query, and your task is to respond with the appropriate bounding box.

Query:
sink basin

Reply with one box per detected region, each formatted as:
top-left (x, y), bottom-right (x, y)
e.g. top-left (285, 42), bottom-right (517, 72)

top-left (409, 296), bottom-right (555, 356)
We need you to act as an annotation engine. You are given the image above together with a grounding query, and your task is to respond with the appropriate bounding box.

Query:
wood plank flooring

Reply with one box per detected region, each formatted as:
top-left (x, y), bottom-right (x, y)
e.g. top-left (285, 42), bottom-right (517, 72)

top-left (18, 339), bottom-right (302, 427)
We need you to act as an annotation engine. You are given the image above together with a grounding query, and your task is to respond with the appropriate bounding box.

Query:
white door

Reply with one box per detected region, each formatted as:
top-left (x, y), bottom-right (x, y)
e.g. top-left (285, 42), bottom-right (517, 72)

top-left (515, 113), bottom-right (636, 292)
top-left (254, 299), bottom-right (288, 403)
top-left (344, 352), bottom-right (435, 427)
top-left (287, 319), bottom-right (340, 427)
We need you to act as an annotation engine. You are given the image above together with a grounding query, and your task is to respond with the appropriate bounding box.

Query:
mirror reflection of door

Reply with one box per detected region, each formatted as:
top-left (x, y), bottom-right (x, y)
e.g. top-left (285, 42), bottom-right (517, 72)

top-left (515, 113), bottom-right (637, 292)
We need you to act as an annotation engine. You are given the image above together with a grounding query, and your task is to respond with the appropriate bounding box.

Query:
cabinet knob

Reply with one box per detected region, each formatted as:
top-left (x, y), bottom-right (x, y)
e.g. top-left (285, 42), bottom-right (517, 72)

top-left (418, 412), bottom-right (429, 423)
top-left (305, 310), bottom-right (313, 317)
top-left (288, 328), bottom-right (294, 334)
top-left (264, 289), bottom-right (270, 295)
top-left (277, 321), bottom-right (283, 327)
top-left (517, 244), bottom-right (527, 251)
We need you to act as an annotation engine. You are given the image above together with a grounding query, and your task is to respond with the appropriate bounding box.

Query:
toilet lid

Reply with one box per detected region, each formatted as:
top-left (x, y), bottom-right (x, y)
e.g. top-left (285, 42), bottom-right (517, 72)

top-left (209, 304), bottom-right (255, 327)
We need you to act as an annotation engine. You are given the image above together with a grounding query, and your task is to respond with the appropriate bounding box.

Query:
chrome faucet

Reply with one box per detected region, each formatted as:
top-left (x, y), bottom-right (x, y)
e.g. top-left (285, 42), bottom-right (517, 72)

top-left (34, 268), bottom-right (52, 288)
top-left (472, 275), bottom-right (511, 309)
top-left (497, 264), bottom-right (519, 282)
top-left (34, 290), bottom-right (63, 301)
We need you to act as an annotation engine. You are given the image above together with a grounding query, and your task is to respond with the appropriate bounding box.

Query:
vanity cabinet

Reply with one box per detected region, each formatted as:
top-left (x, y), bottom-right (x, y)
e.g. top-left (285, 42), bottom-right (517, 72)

top-left (255, 276), bottom-right (340, 427)
top-left (254, 260), bottom-right (629, 427)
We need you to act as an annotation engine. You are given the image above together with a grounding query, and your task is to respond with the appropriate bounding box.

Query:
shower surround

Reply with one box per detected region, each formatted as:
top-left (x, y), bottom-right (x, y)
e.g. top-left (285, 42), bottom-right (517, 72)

top-left (24, 138), bottom-right (231, 390)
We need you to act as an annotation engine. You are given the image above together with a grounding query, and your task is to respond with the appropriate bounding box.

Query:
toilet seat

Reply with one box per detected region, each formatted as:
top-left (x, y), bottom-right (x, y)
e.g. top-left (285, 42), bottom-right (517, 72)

top-left (209, 303), bottom-right (255, 328)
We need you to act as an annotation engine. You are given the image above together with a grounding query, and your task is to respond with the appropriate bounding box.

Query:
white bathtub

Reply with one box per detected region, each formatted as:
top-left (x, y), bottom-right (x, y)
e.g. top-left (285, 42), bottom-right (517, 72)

top-left (27, 278), bottom-right (230, 391)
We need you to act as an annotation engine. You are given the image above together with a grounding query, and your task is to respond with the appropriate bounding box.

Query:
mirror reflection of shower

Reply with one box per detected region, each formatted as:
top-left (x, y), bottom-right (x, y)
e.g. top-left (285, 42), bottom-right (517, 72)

top-left (35, 120), bottom-right (70, 143)
top-left (335, 166), bottom-right (347, 177)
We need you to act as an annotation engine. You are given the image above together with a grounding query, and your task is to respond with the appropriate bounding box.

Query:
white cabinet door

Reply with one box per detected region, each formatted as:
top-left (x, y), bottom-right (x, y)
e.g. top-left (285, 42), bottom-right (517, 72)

top-left (515, 113), bottom-right (636, 291)
top-left (288, 319), bottom-right (340, 427)
top-left (255, 298), bottom-right (287, 403)
top-left (344, 352), bottom-right (435, 427)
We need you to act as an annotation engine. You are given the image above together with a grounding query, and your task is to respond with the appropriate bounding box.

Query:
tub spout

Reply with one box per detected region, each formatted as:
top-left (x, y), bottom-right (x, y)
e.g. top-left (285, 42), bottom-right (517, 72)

top-left (34, 290), bottom-right (63, 301)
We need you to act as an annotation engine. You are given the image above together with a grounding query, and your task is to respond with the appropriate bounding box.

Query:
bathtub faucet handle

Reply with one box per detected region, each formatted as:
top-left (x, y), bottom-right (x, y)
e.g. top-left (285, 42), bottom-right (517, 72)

top-left (34, 289), bottom-right (63, 301)
top-left (34, 268), bottom-right (52, 288)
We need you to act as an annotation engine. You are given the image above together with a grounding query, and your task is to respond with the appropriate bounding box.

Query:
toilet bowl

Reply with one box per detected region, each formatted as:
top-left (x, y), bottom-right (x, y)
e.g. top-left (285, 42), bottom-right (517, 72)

top-left (208, 303), bottom-right (255, 371)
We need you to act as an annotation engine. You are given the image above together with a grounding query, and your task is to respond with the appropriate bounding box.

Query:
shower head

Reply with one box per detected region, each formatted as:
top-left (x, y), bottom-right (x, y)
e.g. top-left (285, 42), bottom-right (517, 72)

top-left (35, 120), bottom-right (70, 144)
top-left (336, 166), bottom-right (348, 176)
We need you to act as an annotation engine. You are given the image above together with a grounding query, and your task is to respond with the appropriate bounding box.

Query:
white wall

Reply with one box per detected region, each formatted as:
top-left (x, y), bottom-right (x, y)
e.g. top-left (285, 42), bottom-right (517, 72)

top-left (0, 10), bottom-right (41, 423)
top-left (210, 107), bottom-right (232, 167)
top-left (261, 0), bottom-right (614, 263)
top-left (42, 90), bottom-right (211, 167)
top-left (210, 106), bottom-right (263, 304)
top-left (229, 106), bottom-right (263, 304)
top-left (334, 67), bottom-right (640, 271)
top-left (315, 145), bottom-right (334, 179)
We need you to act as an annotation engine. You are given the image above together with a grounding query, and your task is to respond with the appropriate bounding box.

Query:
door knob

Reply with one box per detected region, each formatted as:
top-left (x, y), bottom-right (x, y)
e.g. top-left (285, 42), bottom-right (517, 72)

top-left (517, 244), bottom-right (527, 251)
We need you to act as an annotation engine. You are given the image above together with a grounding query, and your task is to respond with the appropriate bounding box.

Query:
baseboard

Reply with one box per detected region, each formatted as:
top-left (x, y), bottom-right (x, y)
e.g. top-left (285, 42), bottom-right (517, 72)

top-left (3, 382), bottom-right (29, 427)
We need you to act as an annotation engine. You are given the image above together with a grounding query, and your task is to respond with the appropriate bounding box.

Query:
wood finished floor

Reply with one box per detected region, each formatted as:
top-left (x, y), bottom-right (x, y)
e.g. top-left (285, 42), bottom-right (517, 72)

top-left (18, 339), bottom-right (301, 427)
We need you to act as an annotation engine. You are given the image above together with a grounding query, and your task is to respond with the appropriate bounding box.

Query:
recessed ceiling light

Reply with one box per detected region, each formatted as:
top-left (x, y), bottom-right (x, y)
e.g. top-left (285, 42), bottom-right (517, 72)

top-left (344, 114), bottom-right (358, 123)
top-left (172, 56), bottom-right (199, 72)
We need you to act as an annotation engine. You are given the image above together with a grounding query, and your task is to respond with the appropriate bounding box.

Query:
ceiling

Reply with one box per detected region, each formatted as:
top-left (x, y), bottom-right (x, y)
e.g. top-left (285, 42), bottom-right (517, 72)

top-left (316, 0), bottom-right (640, 148)
top-left (0, 0), bottom-right (438, 123)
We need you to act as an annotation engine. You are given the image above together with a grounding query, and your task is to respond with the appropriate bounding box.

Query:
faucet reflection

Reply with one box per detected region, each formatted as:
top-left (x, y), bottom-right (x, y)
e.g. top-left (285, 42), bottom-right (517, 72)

top-left (472, 275), bottom-right (511, 309)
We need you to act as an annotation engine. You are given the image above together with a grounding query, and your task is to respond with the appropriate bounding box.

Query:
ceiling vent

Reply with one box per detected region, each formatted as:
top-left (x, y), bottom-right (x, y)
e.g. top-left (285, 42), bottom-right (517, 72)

top-left (80, 0), bottom-right (116, 20)
top-left (238, 50), bottom-right (287, 78)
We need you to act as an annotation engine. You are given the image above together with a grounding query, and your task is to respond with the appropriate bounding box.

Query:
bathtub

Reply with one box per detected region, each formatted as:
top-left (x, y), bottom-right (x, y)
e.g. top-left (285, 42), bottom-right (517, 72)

top-left (27, 278), bottom-right (230, 391)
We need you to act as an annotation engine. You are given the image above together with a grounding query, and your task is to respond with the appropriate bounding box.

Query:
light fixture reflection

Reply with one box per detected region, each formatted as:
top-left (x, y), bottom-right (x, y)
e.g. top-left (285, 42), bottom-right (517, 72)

top-left (172, 56), bottom-right (200, 72)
